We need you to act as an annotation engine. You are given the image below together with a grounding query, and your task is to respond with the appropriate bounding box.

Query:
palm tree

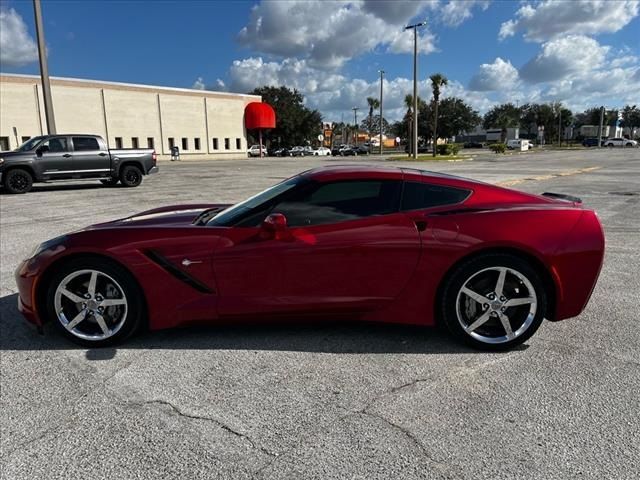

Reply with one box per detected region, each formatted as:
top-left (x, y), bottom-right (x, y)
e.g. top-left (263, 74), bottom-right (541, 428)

top-left (366, 97), bottom-right (380, 141)
top-left (430, 73), bottom-right (448, 156)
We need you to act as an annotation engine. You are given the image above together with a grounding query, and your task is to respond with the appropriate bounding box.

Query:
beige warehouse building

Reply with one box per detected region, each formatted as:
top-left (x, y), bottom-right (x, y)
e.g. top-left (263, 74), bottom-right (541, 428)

top-left (0, 73), bottom-right (260, 159)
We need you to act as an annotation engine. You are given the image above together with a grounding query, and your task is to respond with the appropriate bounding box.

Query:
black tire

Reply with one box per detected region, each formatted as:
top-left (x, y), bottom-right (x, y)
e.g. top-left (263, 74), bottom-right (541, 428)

top-left (3, 168), bottom-right (33, 194)
top-left (45, 257), bottom-right (144, 347)
top-left (100, 177), bottom-right (119, 187)
top-left (119, 164), bottom-right (143, 187)
top-left (607, 143), bottom-right (614, 148)
top-left (440, 253), bottom-right (547, 351)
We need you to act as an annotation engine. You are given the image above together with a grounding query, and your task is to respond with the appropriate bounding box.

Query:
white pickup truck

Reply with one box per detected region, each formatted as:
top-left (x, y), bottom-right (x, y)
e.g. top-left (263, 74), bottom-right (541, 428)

top-left (603, 138), bottom-right (638, 148)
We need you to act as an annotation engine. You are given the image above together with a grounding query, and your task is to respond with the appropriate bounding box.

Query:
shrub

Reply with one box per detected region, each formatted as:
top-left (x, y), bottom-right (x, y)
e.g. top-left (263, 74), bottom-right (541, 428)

top-left (436, 143), bottom-right (461, 155)
top-left (489, 143), bottom-right (506, 154)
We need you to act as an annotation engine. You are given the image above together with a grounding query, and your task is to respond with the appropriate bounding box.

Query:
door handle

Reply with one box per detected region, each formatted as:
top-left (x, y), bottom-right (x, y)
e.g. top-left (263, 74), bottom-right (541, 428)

top-left (98, 152), bottom-right (107, 156)
top-left (62, 154), bottom-right (72, 158)
top-left (414, 220), bottom-right (428, 232)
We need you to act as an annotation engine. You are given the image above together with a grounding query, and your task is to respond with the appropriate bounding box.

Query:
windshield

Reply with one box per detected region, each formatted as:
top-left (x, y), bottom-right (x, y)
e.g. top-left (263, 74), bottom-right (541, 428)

top-left (207, 176), bottom-right (304, 226)
top-left (16, 136), bottom-right (46, 152)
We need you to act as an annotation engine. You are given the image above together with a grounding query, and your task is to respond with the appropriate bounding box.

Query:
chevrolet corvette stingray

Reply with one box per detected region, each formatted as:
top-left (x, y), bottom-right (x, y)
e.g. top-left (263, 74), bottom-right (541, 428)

top-left (15, 166), bottom-right (605, 350)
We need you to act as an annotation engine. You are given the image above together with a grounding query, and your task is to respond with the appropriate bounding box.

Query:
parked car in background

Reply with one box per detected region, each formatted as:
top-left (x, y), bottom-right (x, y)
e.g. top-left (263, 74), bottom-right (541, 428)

top-left (337, 145), bottom-right (357, 156)
top-left (273, 147), bottom-right (291, 157)
top-left (604, 138), bottom-right (638, 147)
top-left (353, 145), bottom-right (370, 155)
top-left (0, 134), bottom-right (158, 194)
top-left (247, 145), bottom-right (267, 157)
top-left (582, 138), bottom-right (603, 147)
top-left (313, 147), bottom-right (331, 156)
top-left (463, 142), bottom-right (483, 148)
top-left (290, 146), bottom-right (307, 157)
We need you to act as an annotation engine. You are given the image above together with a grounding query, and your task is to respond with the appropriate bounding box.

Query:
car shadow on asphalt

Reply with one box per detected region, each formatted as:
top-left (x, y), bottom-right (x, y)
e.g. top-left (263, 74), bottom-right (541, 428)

top-left (0, 293), bottom-right (526, 355)
top-left (0, 183), bottom-right (110, 195)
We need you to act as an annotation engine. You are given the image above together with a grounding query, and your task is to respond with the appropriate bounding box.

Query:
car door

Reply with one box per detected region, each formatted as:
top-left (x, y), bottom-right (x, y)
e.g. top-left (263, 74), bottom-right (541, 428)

top-left (71, 136), bottom-right (110, 175)
top-left (37, 136), bottom-right (73, 177)
top-left (261, 179), bottom-right (421, 313)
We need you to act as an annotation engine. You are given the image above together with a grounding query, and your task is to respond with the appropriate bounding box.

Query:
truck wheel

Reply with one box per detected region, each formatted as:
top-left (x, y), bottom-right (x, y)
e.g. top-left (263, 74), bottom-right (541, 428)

top-left (3, 169), bottom-right (34, 194)
top-left (100, 178), bottom-right (119, 187)
top-left (119, 165), bottom-right (143, 187)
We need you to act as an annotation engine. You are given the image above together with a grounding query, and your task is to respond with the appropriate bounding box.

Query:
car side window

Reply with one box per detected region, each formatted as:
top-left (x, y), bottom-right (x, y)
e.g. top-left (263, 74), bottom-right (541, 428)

top-left (72, 137), bottom-right (100, 151)
top-left (401, 182), bottom-right (471, 210)
top-left (41, 137), bottom-right (69, 153)
top-left (273, 180), bottom-right (402, 227)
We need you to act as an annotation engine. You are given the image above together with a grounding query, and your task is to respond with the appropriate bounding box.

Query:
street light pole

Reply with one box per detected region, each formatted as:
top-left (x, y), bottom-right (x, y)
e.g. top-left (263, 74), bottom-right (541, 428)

top-left (378, 70), bottom-right (384, 155)
top-left (352, 107), bottom-right (359, 147)
top-left (33, 0), bottom-right (56, 134)
top-left (558, 103), bottom-right (562, 146)
top-left (405, 21), bottom-right (425, 160)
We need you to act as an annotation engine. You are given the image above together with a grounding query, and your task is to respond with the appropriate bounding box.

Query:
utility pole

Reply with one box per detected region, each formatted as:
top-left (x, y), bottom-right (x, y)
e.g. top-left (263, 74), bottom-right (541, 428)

top-left (597, 106), bottom-right (605, 148)
top-left (558, 104), bottom-right (562, 146)
top-left (405, 21), bottom-right (425, 160)
top-left (33, 0), bottom-right (56, 134)
top-left (352, 107), bottom-right (359, 147)
top-left (378, 69), bottom-right (384, 155)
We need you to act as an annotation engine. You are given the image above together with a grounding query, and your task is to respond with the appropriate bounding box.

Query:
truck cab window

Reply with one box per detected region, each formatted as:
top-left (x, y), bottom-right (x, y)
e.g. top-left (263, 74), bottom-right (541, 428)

top-left (72, 137), bottom-right (100, 151)
top-left (41, 137), bottom-right (69, 153)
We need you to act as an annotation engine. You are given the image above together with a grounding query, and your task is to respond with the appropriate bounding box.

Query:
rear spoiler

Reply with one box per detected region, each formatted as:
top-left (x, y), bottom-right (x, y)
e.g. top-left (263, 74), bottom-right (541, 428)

top-left (542, 192), bottom-right (582, 204)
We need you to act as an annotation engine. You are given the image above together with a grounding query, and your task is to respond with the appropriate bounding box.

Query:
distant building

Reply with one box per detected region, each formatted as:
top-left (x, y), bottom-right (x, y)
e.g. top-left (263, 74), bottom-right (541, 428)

top-left (0, 73), bottom-right (260, 159)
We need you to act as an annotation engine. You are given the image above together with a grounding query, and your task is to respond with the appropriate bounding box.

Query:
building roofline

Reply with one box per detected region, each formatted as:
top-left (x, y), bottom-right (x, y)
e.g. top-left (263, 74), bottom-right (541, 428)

top-left (0, 72), bottom-right (261, 100)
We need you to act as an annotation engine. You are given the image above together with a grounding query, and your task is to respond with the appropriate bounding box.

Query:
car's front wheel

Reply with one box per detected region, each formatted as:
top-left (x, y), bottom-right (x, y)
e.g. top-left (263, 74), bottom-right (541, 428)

top-left (3, 168), bottom-right (34, 194)
top-left (46, 257), bottom-right (144, 347)
top-left (440, 253), bottom-right (546, 350)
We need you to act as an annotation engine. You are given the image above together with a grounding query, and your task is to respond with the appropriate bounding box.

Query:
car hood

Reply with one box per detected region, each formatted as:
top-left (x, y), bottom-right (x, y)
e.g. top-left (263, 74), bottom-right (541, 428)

top-left (87, 203), bottom-right (232, 228)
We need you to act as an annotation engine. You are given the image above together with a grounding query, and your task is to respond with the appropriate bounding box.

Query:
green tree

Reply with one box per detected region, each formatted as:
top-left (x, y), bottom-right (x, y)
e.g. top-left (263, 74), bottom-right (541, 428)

top-left (436, 97), bottom-right (481, 140)
top-left (249, 86), bottom-right (322, 146)
top-left (360, 115), bottom-right (390, 137)
top-left (482, 102), bottom-right (521, 142)
top-left (430, 73), bottom-right (448, 156)
top-left (404, 94), bottom-right (428, 153)
top-left (366, 97), bottom-right (380, 138)
top-left (621, 105), bottom-right (640, 137)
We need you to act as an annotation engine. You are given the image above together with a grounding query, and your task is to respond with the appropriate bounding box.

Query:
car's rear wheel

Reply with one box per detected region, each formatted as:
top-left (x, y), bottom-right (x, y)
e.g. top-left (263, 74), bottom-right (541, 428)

top-left (46, 257), bottom-right (144, 347)
top-left (3, 168), bottom-right (33, 194)
top-left (119, 165), bottom-right (143, 187)
top-left (440, 253), bottom-right (546, 350)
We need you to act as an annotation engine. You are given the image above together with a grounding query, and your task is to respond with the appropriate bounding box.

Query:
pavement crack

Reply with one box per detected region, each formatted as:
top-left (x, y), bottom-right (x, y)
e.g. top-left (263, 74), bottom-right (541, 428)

top-left (138, 399), bottom-right (277, 458)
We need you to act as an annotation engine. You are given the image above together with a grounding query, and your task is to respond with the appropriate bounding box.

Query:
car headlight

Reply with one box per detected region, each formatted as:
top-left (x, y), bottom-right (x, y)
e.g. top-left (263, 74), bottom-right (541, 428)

top-left (28, 235), bottom-right (68, 259)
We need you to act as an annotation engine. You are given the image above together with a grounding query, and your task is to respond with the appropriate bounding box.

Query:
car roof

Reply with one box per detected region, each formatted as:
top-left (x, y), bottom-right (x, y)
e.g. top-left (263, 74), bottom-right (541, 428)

top-left (302, 165), bottom-right (473, 184)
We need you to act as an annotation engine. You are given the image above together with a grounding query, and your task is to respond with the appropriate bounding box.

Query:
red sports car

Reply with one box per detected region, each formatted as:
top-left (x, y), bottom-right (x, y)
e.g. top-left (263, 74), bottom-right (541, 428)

top-left (15, 166), bottom-right (605, 350)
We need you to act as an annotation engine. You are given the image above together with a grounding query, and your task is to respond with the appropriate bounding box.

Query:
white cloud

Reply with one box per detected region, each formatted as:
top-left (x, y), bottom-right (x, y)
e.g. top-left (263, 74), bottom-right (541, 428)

top-left (519, 35), bottom-right (609, 83)
top-left (441, 0), bottom-right (490, 27)
top-left (205, 56), bottom-right (494, 122)
top-left (499, 0), bottom-right (640, 42)
top-left (0, 7), bottom-right (38, 67)
top-left (192, 77), bottom-right (205, 90)
top-left (236, 1), bottom-right (455, 68)
top-left (469, 57), bottom-right (519, 91)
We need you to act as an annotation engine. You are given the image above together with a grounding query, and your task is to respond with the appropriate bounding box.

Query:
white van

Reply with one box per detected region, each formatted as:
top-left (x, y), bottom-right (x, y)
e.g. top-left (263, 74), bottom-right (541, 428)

top-left (507, 139), bottom-right (532, 151)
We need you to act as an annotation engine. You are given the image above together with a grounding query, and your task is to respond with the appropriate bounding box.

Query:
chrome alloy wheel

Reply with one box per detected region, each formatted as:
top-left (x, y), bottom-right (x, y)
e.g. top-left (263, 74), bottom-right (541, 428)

top-left (54, 269), bottom-right (128, 341)
top-left (455, 266), bottom-right (537, 345)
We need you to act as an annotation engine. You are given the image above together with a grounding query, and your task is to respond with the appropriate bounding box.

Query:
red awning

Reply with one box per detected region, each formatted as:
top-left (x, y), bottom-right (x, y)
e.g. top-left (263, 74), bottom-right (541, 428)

top-left (244, 102), bottom-right (276, 130)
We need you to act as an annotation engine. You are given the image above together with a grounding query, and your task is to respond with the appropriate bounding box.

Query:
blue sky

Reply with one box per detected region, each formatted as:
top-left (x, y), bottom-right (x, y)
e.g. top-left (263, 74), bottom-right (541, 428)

top-left (1, 1), bottom-right (639, 121)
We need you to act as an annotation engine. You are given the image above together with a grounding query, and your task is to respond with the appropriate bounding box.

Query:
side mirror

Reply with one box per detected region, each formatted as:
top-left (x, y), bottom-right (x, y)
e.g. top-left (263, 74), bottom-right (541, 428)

top-left (260, 213), bottom-right (288, 240)
top-left (36, 145), bottom-right (49, 156)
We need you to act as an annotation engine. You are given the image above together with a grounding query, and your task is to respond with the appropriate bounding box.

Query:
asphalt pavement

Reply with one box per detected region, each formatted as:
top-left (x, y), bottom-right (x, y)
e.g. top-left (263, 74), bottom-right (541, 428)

top-left (1, 147), bottom-right (639, 479)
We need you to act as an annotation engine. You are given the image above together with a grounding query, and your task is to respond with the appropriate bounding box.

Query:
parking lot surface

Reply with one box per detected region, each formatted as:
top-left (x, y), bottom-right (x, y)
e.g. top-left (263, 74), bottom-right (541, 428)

top-left (1, 148), bottom-right (639, 479)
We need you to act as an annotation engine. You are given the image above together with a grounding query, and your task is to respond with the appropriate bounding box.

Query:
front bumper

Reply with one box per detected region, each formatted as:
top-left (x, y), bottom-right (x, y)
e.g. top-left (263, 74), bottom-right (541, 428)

top-left (15, 259), bottom-right (42, 328)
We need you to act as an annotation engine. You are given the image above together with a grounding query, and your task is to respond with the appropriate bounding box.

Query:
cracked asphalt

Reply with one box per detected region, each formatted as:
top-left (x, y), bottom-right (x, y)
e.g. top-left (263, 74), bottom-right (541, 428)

top-left (1, 148), bottom-right (639, 479)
